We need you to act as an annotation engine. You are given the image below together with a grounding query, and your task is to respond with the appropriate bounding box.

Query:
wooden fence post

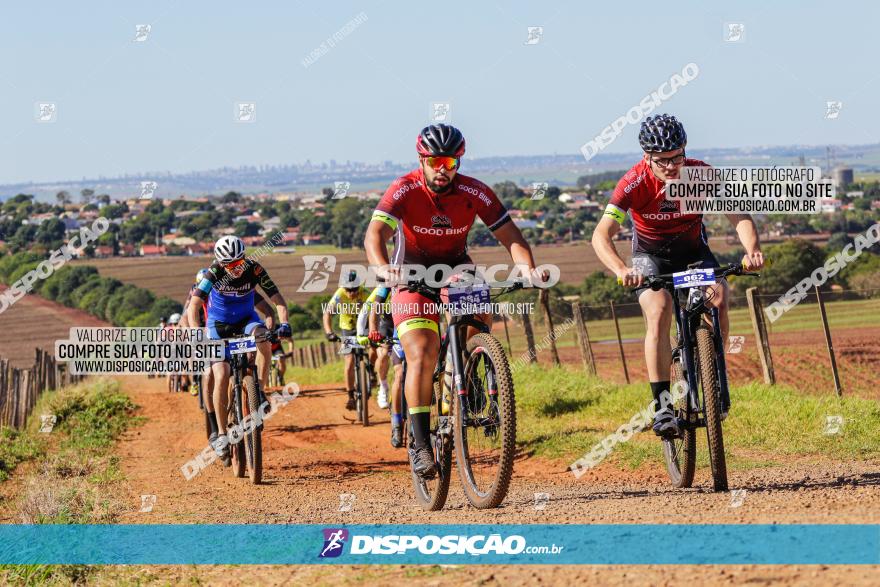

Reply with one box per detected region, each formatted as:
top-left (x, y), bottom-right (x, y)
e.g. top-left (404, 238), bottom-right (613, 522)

top-left (521, 311), bottom-right (537, 364)
top-left (815, 286), bottom-right (842, 397)
top-left (538, 289), bottom-right (560, 366)
top-left (501, 312), bottom-right (513, 356)
top-left (609, 301), bottom-right (630, 384)
top-left (572, 303), bottom-right (597, 376)
top-left (746, 287), bottom-right (775, 385)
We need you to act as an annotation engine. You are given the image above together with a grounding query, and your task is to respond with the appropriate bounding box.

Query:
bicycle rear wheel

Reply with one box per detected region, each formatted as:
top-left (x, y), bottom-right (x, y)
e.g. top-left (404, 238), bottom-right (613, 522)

top-left (696, 323), bottom-right (727, 492)
top-left (358, 357), bottom-right (370, 427)
top-left (411, 378), bottom-right (452, 511)
top-left (454, 333), bottom-right (516, 509)
top-left (662, 357), bottom-right (696, 488)
top-left (242, 374), bottom-right (263, 484)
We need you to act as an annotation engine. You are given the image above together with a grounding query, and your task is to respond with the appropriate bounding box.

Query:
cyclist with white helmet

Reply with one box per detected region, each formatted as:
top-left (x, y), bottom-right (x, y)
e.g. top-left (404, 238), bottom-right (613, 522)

top-left (186, 236), bottom-right (292, 462)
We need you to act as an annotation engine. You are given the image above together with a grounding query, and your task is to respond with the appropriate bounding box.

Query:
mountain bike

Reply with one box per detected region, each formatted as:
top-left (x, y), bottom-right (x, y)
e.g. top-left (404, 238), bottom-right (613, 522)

top-left (339, 336), bottom-right (373, 426)
top-left (638, 263), bottom-right (759, 492)
top-left (224, 331), bottom-right (273, 484)
top-left (403, 278), bottom-right (525, 510)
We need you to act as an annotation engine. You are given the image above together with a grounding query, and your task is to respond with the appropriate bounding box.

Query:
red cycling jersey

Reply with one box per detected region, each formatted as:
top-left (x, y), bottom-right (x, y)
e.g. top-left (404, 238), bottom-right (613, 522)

top-left (372, 168), bottom-right (511, 266)
top-left (605, 158), bottom-right (710, 256)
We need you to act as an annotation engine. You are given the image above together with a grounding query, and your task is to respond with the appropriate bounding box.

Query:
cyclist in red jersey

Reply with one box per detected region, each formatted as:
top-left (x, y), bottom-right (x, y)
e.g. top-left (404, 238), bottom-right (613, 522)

top-left (592, 114), bottom-right (764, 436)
top-left (365, 124), bottom-right (544, 478)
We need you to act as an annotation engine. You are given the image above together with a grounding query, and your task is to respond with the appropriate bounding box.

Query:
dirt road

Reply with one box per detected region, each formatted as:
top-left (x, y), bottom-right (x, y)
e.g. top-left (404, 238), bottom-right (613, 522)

top-left (101, 374), bottom-right (880, 584)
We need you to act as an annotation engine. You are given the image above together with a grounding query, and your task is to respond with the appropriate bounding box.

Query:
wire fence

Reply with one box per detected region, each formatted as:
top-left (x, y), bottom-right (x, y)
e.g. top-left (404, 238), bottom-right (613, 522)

top-left (498, 286), bottom-right (880, 398)
top-left (0, 348), bottom-right (84, 429)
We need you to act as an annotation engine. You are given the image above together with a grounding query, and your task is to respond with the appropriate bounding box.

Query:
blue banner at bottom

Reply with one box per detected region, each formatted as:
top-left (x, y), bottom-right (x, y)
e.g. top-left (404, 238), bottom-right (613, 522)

top-left (0, 524), bottom-right (877, 565)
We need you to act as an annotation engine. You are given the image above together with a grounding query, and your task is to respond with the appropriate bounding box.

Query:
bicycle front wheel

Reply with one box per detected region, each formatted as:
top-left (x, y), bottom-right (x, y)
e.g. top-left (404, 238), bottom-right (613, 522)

top-left (242, 375), bottom-right (263, 484)
top-left (230, 384), bottom-right (246, 478)
top-left (454, 333), bottom-right (516, 509)
top-left (696, 324), bottom-right (727, 492)
top-left (662, 356), bottom-right (696, 488)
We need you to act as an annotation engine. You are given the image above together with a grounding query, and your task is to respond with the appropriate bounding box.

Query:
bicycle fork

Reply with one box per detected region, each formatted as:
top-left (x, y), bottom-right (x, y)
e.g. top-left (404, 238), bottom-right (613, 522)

top-left (710, 308), bottom-right (731, 413)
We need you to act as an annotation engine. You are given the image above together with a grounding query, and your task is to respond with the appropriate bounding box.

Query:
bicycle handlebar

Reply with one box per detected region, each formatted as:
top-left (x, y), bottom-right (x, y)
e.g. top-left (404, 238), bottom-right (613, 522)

top-left (617, 263), bottom-right (761, 291)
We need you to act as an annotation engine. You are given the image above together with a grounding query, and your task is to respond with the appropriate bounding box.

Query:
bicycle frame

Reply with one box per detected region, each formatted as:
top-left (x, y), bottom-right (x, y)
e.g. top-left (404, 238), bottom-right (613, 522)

top-left (227, 338), bottom-right (266, 432)
top-left (669, 283), bottom-right (730, 428)
top-left (436, 314), bottom-right (491, 417)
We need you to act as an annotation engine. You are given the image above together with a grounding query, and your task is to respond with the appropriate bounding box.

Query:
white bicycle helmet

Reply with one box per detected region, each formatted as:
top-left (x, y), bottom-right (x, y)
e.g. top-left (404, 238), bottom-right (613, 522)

top-left (168, 313), bottom-right (182, 324)
top-left (214, 235), bottom-right (245, 264)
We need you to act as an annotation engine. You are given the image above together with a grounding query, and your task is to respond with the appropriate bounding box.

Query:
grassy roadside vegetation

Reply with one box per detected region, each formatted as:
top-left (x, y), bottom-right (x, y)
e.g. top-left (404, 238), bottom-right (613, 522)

top-left (0, 378), bottom-right (140, 587)
top-left (288, 358), bottom-right (880, 472)
top-left (513, 363), bottom-right (880, 471)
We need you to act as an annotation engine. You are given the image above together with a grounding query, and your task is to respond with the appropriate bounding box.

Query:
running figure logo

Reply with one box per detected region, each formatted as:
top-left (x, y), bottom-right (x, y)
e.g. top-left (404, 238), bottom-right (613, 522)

top-left (319, 528), bottom-right (349, 558)
top-left (298, 255), bottom-right (337, 292)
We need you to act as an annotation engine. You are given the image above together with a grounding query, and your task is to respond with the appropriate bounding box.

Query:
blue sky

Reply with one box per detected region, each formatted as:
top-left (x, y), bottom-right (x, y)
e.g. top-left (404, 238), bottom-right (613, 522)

top-left (1, 0), bottom-right (876, 183)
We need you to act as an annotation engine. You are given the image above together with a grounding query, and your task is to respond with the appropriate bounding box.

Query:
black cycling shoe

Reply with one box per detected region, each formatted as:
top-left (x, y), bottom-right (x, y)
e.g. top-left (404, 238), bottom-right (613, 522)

top-left (345, 396), bottom-right (356, 411)
top-left (390, 424), bottom-right (403, 448)
top-left (210, 432), bottom-right (231, 462)
top-left (409, 445), bottom-right (437, 479)
top-left (652, 407), bottom-right (681, 437)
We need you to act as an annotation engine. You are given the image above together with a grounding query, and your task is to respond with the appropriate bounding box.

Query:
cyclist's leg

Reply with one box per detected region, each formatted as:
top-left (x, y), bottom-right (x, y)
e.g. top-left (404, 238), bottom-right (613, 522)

top-left (243, 312), bottom-right (270, 390)
top-left (393, 290), bottom-right (440, 445)
top-left (389, 351), bottom-right (404, 447)
top-left (277, 355), bottom-right (286, 384)
top-left (212, 360), bottom-right (231, 435)
top-left (340, 328), bottom-right (357, 406)
top-left (399, 324), bottom-right (440, 441)
top-left (206, 319), bottom-right (233, 447)
top-left (634, 253), bottom-right (678, 434)
top-left (639, 288), bottom-right (674, 381)
top-left (376, 345), bottom-right (389, 386)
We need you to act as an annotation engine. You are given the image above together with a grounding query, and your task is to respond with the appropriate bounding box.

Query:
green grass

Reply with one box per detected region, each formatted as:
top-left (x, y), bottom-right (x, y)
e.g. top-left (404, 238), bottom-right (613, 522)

top-left (514, 363), bottom-right (880, 471)
top-left (0, 427), bottom-right (45, 482)
top-left (283, 359), bottom-right (346, 387)
top-left (0, 379), bottom-right (141, 585)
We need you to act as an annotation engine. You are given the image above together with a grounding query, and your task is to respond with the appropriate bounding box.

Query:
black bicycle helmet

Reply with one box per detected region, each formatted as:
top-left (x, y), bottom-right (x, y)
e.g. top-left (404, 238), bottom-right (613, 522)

top-left (344, 269), bottom-right (359, 289)
top-left (638, 114), bottom-right (687, 152)
top-left (416, 124), bottom-right (466, 157)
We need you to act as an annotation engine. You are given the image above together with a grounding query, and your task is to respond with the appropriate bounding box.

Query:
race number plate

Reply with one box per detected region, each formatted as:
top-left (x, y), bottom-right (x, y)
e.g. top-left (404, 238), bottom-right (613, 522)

top-left (446, 284), bottom-right (491, 316)
top-left (227, 336), bottom-right (257, 355)
top-left (672, 268), bottom-right (716, 289)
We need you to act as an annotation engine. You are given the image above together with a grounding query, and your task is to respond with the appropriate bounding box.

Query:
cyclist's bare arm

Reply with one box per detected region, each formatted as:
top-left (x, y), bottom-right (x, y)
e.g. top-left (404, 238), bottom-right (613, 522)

top-left (255, 292), bottom-right (274, 320)
top-left (322, 303), bottom-right (335, 334)
top-left (368, 301), bottom-right (380, 333)
top-left (178, 302), bottom-right (191, 328)
top-left (269, 292), bottom-right (289, 324)
top-left (186, 296), bottom-right (204, 328)
top-left (592, 215), bottom-right (643, 287)
top-left (365, 220), bottom-right (395, 280)
top-left (724, 213), bottom-right (764, 270)
top-left (492, 221), bottom-right (540, 278)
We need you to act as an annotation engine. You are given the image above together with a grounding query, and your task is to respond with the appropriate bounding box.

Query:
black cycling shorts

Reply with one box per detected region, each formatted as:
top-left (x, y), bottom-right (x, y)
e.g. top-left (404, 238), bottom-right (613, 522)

top-left (632, 246), bottom-right (719, 297)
